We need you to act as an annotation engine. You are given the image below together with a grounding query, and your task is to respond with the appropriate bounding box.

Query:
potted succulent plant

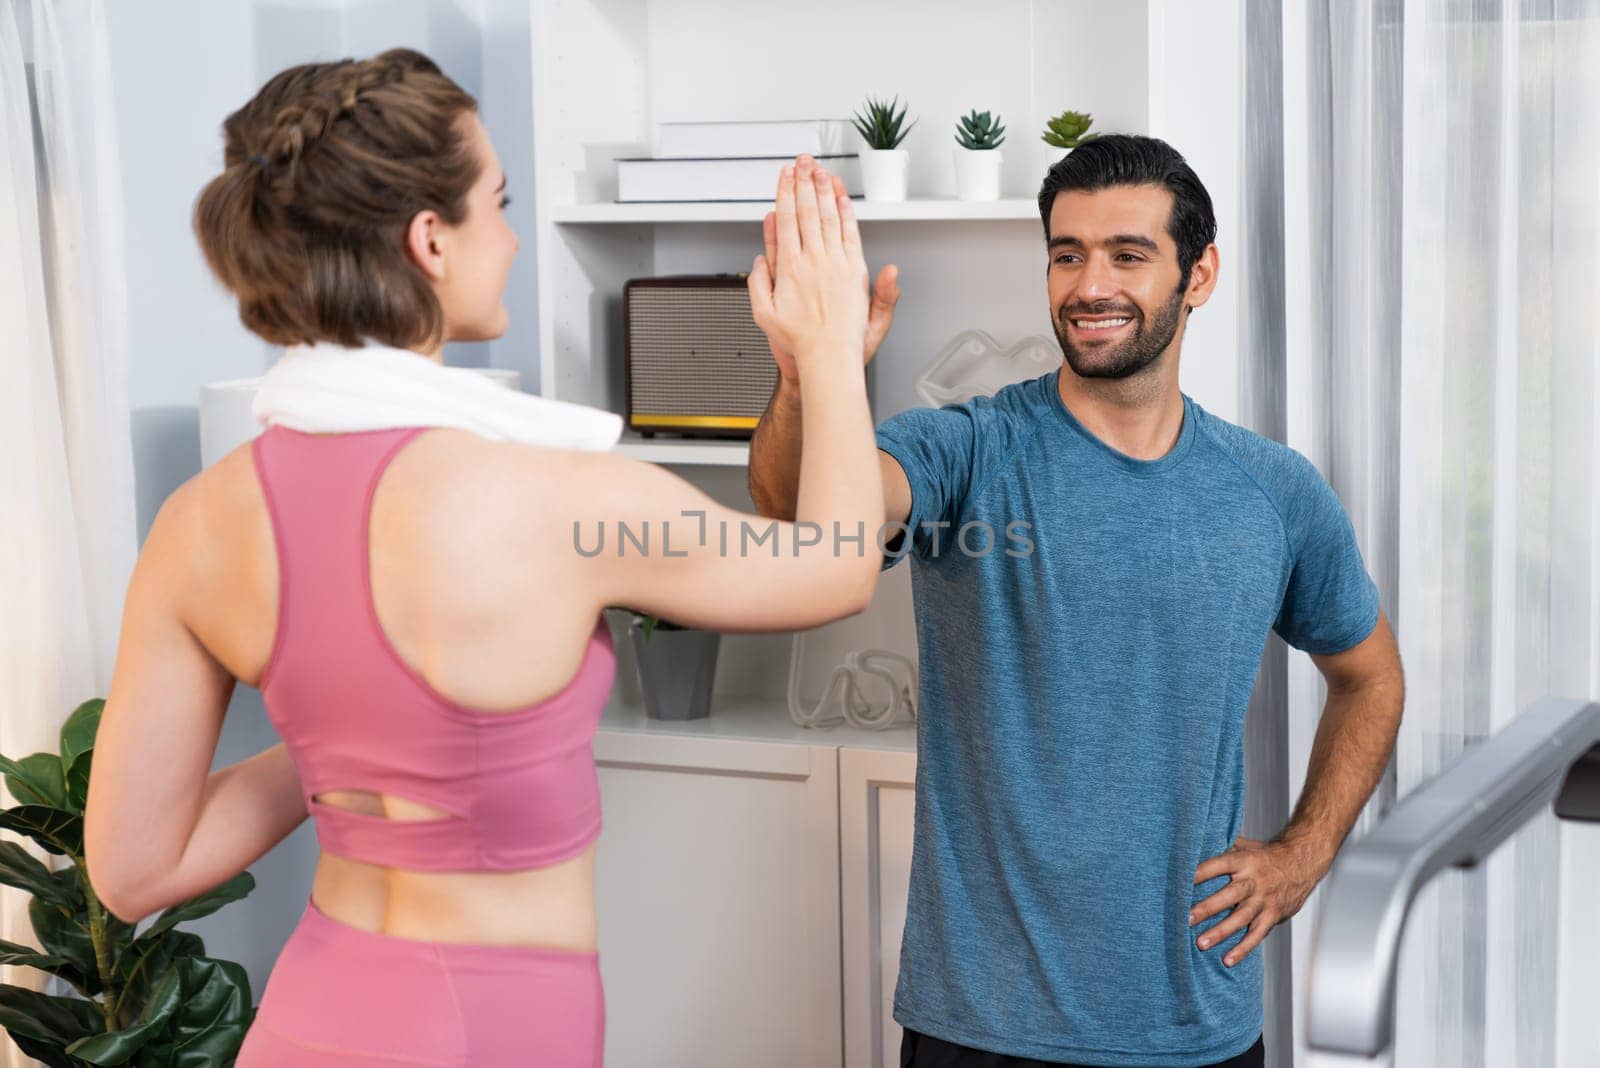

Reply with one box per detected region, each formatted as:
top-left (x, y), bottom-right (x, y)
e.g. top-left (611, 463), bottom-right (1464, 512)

top-left (612, 610), bottom-right (719, 721)
top-left (851, 95), bottom-right (916, 202)
top-left (0, 699), bottom-right (258, 1066)
top-left (1041, 109), bottom-right (1098, 167)
top-left (953, 109), bottom-right (1005, 201)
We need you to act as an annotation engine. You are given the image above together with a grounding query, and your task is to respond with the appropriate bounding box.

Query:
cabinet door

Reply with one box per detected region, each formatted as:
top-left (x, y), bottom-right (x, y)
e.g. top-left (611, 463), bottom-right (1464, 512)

top-left (594, 734), bottom-right (842, 1068)
top-left (840, 747), bottom-right (918, 1068)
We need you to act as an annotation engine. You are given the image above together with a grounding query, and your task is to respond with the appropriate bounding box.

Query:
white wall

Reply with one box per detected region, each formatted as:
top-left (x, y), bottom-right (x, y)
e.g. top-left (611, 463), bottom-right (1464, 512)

top-left (104, 0), bottom-right (538, 998)
top-left (1145, 0), bottom-right (1244, 426)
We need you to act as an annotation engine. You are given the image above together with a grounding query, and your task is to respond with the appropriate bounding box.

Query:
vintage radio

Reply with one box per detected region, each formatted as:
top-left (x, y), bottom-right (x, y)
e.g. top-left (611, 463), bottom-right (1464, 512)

top-left (623, 274), bottom-right (778, 439)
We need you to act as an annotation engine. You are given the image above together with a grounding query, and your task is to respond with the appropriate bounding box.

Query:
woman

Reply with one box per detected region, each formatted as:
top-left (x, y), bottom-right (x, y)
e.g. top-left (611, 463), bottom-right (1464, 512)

top-left (82, 49), bottom-right (885, 1066)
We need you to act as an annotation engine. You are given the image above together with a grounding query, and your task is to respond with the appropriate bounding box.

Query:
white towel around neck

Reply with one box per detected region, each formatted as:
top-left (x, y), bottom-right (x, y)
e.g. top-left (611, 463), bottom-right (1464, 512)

top-left (252, 339), bottom-right (623, 451)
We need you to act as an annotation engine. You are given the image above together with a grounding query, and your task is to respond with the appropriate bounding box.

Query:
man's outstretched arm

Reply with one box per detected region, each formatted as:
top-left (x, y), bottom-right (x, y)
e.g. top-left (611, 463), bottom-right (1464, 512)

top-left (748, 375), bottom-right (806, 521)
top-left (747, 156), bottom-right (901, 520)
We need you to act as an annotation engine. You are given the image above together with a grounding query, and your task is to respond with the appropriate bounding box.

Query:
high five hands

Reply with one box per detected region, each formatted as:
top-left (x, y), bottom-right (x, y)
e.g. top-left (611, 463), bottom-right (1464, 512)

top-left (748, 155), bottom-right (900, 379)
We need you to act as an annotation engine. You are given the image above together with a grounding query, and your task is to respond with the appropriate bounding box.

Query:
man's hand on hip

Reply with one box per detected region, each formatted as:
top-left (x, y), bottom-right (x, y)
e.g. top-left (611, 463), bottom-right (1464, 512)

top-left (1189, 836), bottom-right (1324, 968)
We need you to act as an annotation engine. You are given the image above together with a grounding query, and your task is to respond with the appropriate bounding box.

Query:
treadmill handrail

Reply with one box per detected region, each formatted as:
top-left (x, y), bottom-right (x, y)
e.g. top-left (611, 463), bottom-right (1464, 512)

top-left (1305, 696), bottom-right (1600, 1057)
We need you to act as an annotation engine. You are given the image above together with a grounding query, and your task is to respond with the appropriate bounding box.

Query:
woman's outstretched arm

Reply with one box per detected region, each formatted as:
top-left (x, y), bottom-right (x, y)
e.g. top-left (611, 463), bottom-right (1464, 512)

top-left (549, 163), bottom-right (884, 632)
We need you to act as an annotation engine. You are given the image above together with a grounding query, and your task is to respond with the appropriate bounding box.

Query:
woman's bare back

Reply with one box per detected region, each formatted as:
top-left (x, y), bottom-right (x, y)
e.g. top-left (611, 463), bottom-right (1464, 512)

top-left (167, 398), bottom-right (880, 951)
top-left (188, 427), bottom-right (606, 951)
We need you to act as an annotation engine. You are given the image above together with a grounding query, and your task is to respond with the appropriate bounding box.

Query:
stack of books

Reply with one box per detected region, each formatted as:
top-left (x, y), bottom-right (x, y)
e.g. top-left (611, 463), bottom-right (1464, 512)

top-left (615, 119), bottom-right (863, 203)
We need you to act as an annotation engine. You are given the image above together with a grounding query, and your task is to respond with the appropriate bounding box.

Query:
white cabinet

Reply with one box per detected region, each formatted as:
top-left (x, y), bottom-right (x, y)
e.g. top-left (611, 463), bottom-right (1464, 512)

top-left (594, 727), bottom-right (843, 1068)
top-left (592, 700), bottom-right (919, 1068)
top-left (840, 748), bottom-right (919, 1068)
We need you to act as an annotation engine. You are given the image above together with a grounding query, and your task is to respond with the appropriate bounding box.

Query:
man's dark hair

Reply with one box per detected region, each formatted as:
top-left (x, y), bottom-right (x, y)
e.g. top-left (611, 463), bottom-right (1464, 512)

top-left (1036, 134), bottom-right (1217, 285)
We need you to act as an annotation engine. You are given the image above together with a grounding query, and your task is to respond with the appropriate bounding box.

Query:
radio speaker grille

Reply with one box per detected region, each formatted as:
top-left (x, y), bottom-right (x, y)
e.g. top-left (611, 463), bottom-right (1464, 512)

top-left (625, 277), bottom-right (778, 439)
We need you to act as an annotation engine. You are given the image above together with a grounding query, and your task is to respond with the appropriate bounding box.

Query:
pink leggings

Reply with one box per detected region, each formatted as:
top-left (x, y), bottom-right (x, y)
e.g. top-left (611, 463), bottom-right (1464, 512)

top-left (236, 893), bottom-right (603, 1066)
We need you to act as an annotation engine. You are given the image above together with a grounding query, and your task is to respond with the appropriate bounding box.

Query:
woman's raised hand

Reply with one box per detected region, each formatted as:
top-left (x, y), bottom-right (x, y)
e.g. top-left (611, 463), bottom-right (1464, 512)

top-left (748, 156), bottom-right (870, 373)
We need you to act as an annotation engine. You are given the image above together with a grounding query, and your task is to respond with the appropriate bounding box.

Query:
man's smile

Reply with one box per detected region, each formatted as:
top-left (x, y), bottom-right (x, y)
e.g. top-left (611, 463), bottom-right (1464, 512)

top-left (1065, 312), bottom-right (1137, 341)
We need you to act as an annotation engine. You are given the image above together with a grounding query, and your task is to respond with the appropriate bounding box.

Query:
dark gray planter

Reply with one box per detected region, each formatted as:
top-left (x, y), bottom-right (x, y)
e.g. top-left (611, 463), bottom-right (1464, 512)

top-left (628, 620), bottom-right (719, 720)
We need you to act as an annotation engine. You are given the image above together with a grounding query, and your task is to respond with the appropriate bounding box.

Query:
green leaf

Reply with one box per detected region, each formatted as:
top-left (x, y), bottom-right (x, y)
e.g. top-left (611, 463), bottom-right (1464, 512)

top-left (0, 753), bottom-right (67, 811)
top-left (7, 1029), bottom-right (79, 1068)
top-left (60, 699), bottom-right (103, 767)
top-left (0, 841), bottom-right (76, 909)
top-left (59, 700), bottom-right (103, 814)
top-left (65, 759), bottom-right (93, 816)
top-left (72, 966), bottom-right (180, 1066)
top-left (67, 952), bottom-right (189, 1067)
top-left (853, 95), bottom-right (915, 149)
top-left (0, 805), bottom-right (84, 857)
top-left (27, 869), bottom-right (131, 999)
top-left (0, 941), bottom-right (75, 972)
top-left (140, 872), bottom-right (254, 941)
top-left (68, 1011), bottom-right (170, 1066)
top-left (954, 108), bottom-right (1004, 149)
top-left (30, 894), bottom-right (104, 997)
top-left (627, 611), bottom-right (687, 643)
top-left (113, 957), bottom-right (253, 1067)
top-left (0, 983), bottom-right (101, 1050)
top-left (113, 932), bottom-right (204, 1023)
top-left (0, 939), bottom-right (93, 992)
top-left (1041, 109), bottom-right (1095, 148)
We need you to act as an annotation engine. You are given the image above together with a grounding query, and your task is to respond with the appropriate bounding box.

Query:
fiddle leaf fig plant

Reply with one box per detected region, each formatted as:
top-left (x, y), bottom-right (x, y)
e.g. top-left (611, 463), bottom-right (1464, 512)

top-left (0, 698), bottom-right (258, 1066)
top-left (1041, 109), bottom-right (1098, 149)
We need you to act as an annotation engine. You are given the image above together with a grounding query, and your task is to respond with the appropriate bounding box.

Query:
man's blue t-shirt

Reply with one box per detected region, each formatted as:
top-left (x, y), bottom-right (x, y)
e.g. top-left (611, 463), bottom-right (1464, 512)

top-left (874, 368), bottom-right (1380, 1066)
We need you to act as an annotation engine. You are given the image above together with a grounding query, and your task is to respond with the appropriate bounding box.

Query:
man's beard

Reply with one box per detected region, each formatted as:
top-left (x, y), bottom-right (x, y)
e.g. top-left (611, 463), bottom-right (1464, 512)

top-left (1053, 281), bottom-right (1186, 381)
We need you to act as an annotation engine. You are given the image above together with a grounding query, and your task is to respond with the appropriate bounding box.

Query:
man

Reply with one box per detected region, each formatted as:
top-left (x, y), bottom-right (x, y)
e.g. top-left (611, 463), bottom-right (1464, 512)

top-left (747, 136), bottom-right (1405, 1068)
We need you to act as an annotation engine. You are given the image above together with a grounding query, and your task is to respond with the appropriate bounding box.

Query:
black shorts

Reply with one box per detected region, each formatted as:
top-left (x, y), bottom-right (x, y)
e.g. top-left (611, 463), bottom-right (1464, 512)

top-left (900, 1029), bottom-right (1265, 1068)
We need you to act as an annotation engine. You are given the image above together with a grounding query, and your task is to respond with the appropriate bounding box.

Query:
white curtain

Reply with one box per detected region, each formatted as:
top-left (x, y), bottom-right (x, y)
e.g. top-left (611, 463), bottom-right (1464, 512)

top-left (0, 0), bottom-right (135, 1057)
top-left (1276, 1), bottom-right (1600, 1066)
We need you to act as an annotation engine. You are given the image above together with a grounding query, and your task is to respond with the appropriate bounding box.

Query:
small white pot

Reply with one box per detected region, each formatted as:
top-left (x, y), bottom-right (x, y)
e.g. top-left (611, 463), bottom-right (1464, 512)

top-left (954, 147), bottom-right (1003, 201)
top-left (860, 147), bottom-right (909, 202)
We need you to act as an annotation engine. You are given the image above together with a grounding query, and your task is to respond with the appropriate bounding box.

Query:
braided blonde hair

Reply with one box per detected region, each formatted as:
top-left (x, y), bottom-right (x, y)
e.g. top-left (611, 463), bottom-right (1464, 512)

top-left (194, 48), bottom-right (479, 351)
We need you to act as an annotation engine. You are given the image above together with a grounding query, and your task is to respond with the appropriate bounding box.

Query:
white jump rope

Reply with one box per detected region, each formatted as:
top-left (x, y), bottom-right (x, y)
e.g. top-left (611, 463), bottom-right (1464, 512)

top-left (786, 632), bottom-right (918, 730)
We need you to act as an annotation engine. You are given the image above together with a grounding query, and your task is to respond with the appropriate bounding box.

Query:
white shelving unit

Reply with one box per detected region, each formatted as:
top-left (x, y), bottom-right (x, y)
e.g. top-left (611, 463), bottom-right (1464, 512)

top-left (552, 197), bottom-right (1042, 225)
top-left (526, 0), bottom-right (1152, 793)
top-left (612, 431), bottom-right (748, 466)
top-left (528, 5), bottom-right (1153, 1063)
top-left (530, 0), bottom-right (1149, 471)
top-left (598, 693), bottom-right (916, 754)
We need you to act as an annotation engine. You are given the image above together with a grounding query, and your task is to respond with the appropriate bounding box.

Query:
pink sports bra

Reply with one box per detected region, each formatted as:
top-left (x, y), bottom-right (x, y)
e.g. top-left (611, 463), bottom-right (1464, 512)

top-left (251, 425), bottom-right (615, 872)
